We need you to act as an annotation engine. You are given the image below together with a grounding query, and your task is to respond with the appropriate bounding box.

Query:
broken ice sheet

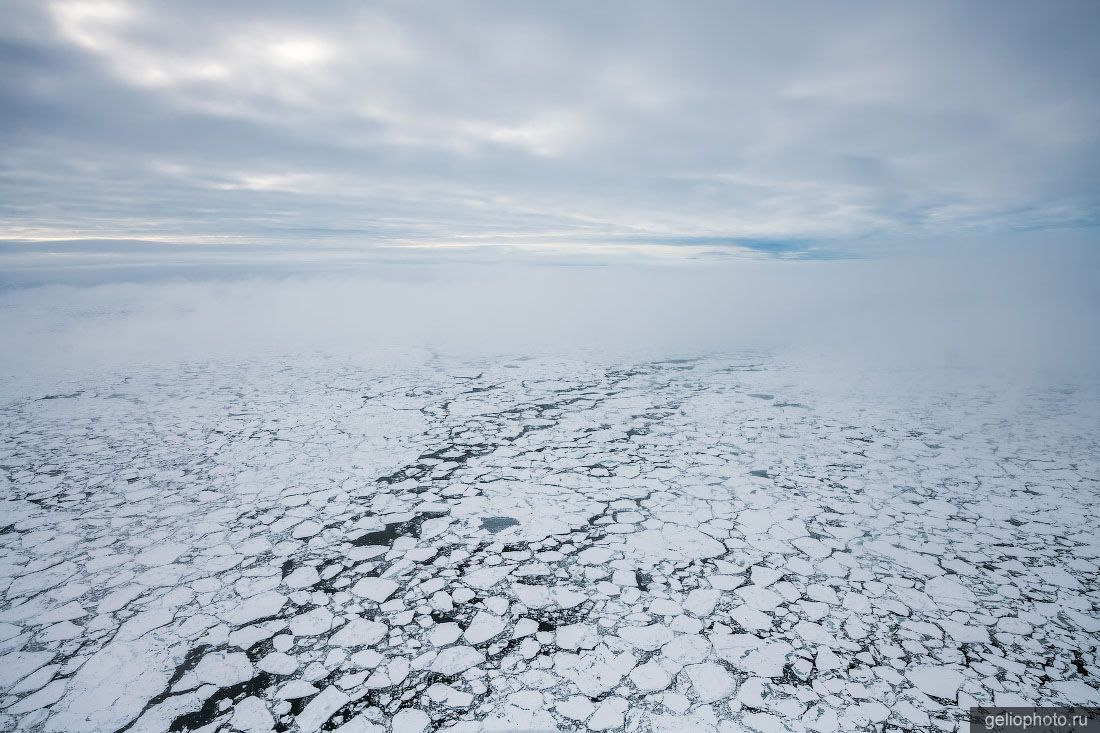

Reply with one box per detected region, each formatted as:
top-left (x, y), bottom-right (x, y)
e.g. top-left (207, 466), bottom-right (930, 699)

top-left (0, 353), bottom-right (1096, 732)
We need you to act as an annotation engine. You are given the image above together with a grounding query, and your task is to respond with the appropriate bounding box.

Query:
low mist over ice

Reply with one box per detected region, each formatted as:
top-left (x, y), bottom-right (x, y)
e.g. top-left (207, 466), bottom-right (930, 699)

top-left (2, 236), bottom-right (1098, 391)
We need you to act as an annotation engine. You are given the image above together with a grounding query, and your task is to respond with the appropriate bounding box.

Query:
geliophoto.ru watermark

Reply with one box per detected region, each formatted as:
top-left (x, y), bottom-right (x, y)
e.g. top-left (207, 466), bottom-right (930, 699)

top-left (970, 707), bottom-right (1100, 732)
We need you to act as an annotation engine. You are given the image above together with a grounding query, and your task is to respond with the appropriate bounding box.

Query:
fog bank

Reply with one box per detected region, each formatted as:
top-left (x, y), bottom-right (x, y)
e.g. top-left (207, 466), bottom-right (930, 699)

top-left (2, 244), bottom-right (1097, 396)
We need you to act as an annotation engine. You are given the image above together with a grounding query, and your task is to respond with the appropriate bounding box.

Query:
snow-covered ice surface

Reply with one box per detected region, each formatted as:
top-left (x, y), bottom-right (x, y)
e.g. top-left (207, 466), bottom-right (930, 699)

top-left (1, 352), bottom-right (1098, 732)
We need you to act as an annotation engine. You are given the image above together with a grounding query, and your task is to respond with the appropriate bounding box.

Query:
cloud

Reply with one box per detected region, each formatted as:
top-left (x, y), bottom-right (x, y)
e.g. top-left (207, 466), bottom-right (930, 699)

top-left (0, 1), bottom-right (1098, 252)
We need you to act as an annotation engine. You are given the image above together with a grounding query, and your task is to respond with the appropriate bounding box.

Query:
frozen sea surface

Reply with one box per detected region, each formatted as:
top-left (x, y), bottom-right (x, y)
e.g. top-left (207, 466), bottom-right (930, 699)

top-left (1, 352), bottom-right (1098, 732)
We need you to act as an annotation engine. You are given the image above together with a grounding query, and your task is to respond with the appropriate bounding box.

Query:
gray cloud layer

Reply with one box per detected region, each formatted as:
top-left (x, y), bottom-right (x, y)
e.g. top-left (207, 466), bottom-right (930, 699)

top-left (1, 1), bottom-right (1099, 253)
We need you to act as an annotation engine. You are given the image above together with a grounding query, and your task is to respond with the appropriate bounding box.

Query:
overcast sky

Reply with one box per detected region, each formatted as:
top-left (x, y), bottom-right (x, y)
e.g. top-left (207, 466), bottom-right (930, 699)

top-left (1, 1), bottom-right (1098, 259)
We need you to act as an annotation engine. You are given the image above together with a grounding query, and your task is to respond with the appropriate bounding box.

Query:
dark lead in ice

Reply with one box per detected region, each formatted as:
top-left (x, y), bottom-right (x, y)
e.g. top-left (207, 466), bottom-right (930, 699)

top-left (480, 516), bottom-right (520, 533)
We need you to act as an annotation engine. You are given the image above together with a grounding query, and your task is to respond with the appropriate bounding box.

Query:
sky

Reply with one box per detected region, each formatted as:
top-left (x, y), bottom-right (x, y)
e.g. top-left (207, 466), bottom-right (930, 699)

top-left (1, 0), bottom-right (1099, 262)
top-left (0, 1), bottom-right (1098, 383)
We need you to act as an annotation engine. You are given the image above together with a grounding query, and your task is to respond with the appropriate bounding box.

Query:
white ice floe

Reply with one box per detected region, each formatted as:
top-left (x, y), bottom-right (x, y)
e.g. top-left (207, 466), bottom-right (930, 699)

top-left (430, 646), bottom-right (485, 676)
top-left (329, 618), bottom-right (387, 647)
top-left (296, 686), bottom-right (349, 732)
top-left (462, 611), bottom-right (506, 645)
top-left (906, 665), bottom-right (964, 701)
top-left (685, 662), bottom-right (738, 702)
top-left (1, 353), bottom-right (1095, 733)
top-left (349, 577), bottom-right (399, 603)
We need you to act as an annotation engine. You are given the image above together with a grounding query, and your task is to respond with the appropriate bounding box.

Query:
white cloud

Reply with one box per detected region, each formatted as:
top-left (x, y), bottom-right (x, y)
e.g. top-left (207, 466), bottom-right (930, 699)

top-left (0, 0), bottom-right (1094, 249)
